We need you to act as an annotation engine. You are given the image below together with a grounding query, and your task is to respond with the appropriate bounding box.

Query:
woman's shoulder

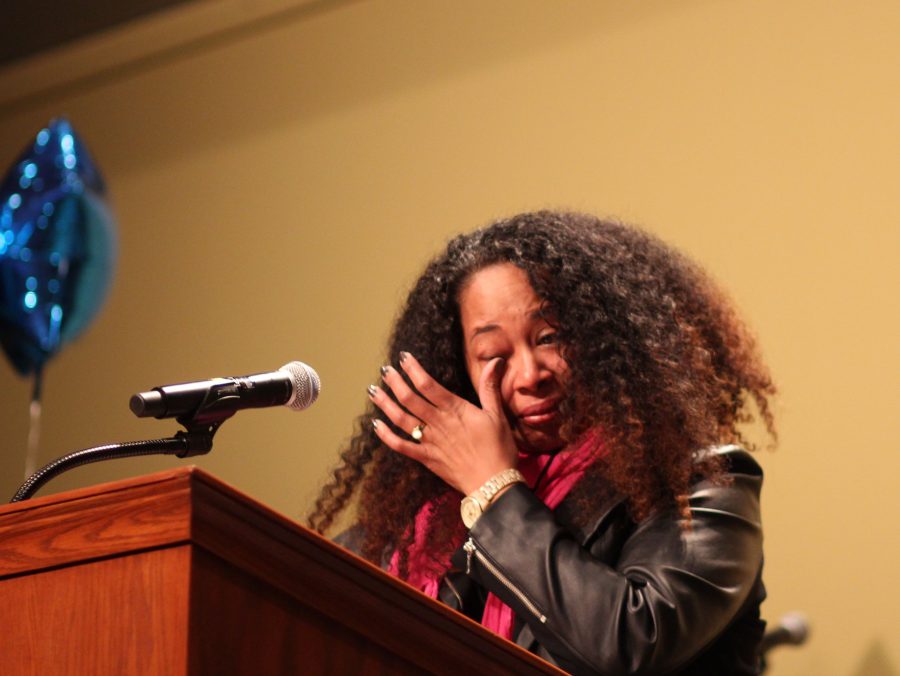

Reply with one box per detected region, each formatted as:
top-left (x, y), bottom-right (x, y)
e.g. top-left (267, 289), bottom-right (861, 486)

top-left (687, 444), bottom-right (763, 524)
top-left (695, 443), bottom-right (763, 478)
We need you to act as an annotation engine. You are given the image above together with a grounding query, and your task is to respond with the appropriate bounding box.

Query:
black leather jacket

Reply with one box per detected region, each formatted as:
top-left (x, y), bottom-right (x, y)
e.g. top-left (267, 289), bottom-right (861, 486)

top-left (438, 446), bottom-right (766, 675)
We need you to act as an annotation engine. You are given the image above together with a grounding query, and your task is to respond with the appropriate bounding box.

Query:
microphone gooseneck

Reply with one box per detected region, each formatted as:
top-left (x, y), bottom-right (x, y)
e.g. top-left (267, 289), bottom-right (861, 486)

top-left (10, 436), bottom-right (202, 503)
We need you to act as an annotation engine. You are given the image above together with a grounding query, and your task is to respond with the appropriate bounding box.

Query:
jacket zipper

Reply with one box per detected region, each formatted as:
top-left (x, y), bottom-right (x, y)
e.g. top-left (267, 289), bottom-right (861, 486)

top-left (463, 537), bottom-right (547, 624)
top-left (443, 575), bottom-right (465, 611)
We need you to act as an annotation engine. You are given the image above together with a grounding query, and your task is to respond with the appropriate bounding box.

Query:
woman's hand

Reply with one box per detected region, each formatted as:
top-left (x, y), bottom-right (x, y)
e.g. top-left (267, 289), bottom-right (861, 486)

top-left (368, 352), bottom-right (518, 495)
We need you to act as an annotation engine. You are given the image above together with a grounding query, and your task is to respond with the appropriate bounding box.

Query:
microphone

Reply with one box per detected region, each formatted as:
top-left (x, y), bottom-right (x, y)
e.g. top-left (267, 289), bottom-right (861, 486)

top-left (761, 611), bottom-right (809, 655)
top-left (130, 361), bottom-right (321, 421)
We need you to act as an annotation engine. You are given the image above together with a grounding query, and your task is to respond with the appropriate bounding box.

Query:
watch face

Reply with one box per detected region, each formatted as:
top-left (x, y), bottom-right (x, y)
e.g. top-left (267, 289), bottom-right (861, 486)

top-left (460, 497), bottom-right (483, 528)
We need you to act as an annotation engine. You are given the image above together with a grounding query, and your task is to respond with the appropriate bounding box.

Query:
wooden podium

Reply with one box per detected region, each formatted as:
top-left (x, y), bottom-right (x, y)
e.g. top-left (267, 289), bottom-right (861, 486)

top-left (0, 467), bottom-right (564, 675)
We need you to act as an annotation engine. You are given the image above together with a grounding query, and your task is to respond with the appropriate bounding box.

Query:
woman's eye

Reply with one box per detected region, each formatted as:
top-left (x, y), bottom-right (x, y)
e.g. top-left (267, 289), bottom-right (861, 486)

top-left (537, 332), bottom-right (558, 345)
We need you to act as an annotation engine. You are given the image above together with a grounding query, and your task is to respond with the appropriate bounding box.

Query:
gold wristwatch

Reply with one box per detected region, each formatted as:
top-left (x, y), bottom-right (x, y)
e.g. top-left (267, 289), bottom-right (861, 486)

top-left (460, 468), bottom-right (526, 528)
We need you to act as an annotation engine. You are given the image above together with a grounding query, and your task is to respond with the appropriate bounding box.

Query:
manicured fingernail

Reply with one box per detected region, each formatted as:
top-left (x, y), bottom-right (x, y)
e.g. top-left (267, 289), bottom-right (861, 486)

top-left (380, 365), bottom-right (391, 377)
top-left (371, 418), bottom-right (380, 430)
top-left (399, 351), bottom-right (413, 363)
top-left (367, 384), bottom-right (377, 397)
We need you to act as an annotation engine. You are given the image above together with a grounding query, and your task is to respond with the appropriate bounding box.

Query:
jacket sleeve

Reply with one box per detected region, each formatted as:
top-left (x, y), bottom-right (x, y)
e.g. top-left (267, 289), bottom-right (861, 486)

top-left (461, 451), bottom-right (763, 676)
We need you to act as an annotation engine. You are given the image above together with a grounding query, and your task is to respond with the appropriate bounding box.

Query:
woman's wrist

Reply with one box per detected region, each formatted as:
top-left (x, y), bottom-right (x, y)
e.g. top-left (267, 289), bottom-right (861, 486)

top-left (460, 468), bottom-right (525, 528)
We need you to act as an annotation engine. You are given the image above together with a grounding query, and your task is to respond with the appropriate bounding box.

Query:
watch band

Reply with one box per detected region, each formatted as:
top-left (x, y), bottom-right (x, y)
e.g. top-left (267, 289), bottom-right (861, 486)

top-left (476, 468), bottom-right (526, 505)
top-left (460, 468), bottom-right (525, 528)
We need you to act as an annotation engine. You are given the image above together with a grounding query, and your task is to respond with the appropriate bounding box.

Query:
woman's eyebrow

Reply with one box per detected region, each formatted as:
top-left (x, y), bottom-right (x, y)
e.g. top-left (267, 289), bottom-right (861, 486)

top-left (469, 310), bottom-right (550, 343)
top-left (469, 324), bottom-right (499, 343)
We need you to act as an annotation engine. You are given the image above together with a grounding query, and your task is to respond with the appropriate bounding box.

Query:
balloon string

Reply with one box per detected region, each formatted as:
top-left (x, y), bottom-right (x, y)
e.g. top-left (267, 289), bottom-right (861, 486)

top-left (25, 369), bottom-right (43, 480)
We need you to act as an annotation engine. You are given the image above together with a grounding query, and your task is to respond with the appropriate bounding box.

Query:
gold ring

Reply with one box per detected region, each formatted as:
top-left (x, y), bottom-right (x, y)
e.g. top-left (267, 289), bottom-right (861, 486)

top-left (411, 424), bottom-right (425, 441)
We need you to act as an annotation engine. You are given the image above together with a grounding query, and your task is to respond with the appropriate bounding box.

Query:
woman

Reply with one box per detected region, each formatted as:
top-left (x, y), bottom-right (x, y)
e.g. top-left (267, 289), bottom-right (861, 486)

top-left (309, 211), bottom-right (776, 675)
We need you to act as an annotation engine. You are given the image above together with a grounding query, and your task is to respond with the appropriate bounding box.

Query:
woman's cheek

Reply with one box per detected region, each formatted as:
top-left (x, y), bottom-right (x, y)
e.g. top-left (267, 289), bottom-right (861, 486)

top-left (498, 374), bottom-right (515, 409)
top-left (466, 363), bottom-right (483, 393)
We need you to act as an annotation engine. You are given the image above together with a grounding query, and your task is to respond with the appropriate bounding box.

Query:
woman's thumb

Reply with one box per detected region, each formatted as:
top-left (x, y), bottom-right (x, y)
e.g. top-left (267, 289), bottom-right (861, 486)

top-left (478, 358), bottom-right (505, 414)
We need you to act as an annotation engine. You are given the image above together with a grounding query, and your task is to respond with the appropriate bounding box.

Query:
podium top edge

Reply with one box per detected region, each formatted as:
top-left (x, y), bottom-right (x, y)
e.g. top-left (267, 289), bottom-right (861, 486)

top-left (0, 466), bottom-right (203, 516)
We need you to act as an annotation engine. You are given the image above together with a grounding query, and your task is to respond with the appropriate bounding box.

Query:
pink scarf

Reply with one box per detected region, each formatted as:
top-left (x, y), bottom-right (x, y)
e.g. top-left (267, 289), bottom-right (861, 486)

top-left (388, 432), bottom-right (603, 639)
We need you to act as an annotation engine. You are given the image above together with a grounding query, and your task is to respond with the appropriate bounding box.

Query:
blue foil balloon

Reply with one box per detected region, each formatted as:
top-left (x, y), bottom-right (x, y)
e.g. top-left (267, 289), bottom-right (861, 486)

top-left (0, 118), bottom-right (116, 376)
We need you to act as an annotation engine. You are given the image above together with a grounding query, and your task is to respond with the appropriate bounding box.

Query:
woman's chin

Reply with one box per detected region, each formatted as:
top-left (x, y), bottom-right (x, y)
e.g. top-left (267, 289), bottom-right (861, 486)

top-left (514, 428), bottom-right (566, 455)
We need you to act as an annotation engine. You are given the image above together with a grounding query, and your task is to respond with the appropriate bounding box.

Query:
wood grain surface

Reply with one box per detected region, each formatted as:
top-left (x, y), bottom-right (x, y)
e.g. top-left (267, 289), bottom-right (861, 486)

top-left (0, 468), bottom-right (565, 675)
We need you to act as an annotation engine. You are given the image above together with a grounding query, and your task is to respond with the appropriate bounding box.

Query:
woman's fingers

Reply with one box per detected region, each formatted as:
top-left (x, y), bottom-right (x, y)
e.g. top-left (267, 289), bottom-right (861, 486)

top-left (371, 418), bottom-right (432, 467)
top-left (367, 383), bottom-right (422, 438)
top-left (396, 352), bottom-right (458, 409)
top-left (379, 364), bottom-right (437, 423)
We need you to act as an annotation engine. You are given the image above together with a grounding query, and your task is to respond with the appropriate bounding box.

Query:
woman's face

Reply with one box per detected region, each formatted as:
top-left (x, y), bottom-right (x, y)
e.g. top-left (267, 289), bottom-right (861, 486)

top-left (458, 263), bottom-right (569, 454)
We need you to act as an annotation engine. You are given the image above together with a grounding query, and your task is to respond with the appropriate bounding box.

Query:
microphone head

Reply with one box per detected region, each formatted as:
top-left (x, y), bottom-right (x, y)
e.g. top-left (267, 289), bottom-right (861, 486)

top-left (280, 361), bottom-right (321, 411)
top-left (779, 612), bottom-right (810, 644)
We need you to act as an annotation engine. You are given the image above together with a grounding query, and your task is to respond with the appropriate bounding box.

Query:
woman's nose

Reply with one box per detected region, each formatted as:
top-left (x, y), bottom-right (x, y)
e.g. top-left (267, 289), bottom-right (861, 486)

top-left (509, 350), bottom-right (545, 392)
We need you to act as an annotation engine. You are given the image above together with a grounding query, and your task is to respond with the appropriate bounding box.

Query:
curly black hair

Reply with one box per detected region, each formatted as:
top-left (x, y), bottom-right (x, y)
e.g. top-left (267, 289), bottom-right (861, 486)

top-left (308, 211), bottom-right (776, 576)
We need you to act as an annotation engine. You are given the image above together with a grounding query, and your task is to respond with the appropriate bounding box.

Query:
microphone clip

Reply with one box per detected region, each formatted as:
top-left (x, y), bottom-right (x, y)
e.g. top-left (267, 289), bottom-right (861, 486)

top-left (173, 385), bottom-right (241, 444)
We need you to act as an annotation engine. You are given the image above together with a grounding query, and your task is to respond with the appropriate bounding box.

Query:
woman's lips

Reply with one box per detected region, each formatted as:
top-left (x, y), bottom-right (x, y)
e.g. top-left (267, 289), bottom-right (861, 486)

top-left (517, 400), bottom-right (561, 426)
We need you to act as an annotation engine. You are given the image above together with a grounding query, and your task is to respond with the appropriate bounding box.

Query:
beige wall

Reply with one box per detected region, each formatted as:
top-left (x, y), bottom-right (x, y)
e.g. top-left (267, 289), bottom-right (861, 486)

top-left (1, 1), bottom-right (897, 673)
